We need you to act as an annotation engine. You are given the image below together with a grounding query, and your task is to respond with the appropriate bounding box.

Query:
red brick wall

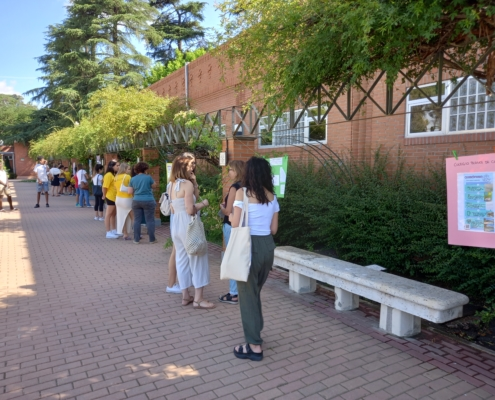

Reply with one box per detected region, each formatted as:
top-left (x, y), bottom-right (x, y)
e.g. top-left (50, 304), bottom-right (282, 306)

top-left (13, 143), bottom-right (36, 179)
top-left (150, 54), bottom-right (495, 177)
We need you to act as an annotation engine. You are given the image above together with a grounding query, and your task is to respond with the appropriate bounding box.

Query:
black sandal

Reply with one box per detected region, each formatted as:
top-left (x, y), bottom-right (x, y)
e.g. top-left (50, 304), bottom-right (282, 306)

top-left (233, 343), bottom-right (263, 361)
top-left (219, 293), bottom-right (238, 305)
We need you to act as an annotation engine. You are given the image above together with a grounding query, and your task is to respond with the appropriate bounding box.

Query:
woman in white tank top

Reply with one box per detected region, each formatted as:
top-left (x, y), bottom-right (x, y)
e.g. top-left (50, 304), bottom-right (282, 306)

top-left (170, 155), bottom-right (215, 309)
top-left (230, 157), bottom-right (279, 361)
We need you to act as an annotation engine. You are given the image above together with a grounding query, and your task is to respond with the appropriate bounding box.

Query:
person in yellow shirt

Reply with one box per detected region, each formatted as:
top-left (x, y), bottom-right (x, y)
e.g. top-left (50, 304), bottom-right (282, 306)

top-left (114, 163), bottom-right (134, 240)
top-left (69, 175), bottom-right (76, 196)
top-left (102, 160), bottom-right (119, 239)
top-left (63, 167), bottom-right (71, 195)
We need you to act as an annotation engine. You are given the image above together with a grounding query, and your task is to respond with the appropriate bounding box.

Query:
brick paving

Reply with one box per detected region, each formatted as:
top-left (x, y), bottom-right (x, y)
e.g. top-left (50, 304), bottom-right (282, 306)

top-left (1, 181), bottom-right (495, 399)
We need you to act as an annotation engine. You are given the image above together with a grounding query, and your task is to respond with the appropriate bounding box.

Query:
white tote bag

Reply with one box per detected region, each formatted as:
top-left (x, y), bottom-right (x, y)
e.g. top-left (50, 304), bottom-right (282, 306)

top-left (220, 188), bottom-right (251, 282)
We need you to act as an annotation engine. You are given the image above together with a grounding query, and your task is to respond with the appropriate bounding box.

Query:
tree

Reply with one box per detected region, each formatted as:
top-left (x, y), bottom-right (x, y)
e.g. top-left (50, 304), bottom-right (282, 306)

top-left (217, 0), bottom-right (495, 107)
top-left (27, 0), bottom-right (161, 119)
top-left (0, 95), bottom-right (38, 144)
top-left (144, 47), bottom-right (207, 86)
top-left (29, 86), bottom-right (184, 160)
top-left (149, 0), bottom-right (206, 64)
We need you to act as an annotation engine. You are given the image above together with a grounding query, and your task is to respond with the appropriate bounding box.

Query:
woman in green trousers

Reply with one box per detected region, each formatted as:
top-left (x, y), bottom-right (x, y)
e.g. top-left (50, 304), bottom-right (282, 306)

top-left (230, 156), bottom-right (279, 361)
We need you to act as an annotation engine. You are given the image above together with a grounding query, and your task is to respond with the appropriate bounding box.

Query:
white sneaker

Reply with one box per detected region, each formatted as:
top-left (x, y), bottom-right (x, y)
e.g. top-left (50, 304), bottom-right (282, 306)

top-left (166, 283), bottom-right (182, 294)
top-left (94, 217), bottom-right (99, 220)
top-left (98, 217), bottom-right (104, 221)
top-left (112, 229), bottom-right (123, 237)
top-left (106, 232), bottom-right (119, 239)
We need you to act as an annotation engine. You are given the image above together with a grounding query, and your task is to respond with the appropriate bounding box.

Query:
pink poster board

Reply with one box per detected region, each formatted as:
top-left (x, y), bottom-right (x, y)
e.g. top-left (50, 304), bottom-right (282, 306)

top-left (447, 153), bottom-right (495, 248)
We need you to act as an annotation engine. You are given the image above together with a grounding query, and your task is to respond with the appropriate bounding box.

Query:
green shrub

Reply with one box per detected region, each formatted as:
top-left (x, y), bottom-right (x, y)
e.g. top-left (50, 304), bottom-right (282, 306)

top-left (196, 164), bottom-right (223, 245)
top-left (276, 149), bottom-right (495, 304)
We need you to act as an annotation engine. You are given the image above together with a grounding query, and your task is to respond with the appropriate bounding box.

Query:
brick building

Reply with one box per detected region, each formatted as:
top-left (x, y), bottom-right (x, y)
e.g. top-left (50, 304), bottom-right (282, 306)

top-left (149, 52), bottom-right (495, 169)
top-left (1, 143), bottom-right (36, 179)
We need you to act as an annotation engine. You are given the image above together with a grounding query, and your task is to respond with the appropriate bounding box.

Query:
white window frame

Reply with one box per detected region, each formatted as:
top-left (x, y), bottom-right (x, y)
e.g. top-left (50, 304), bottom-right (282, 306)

top-left (258, 106), bottom-right (328, 148)
top-left (405, 77), bottom-right (495, 138)
top-left (212, 124), bottom-right (226, 137)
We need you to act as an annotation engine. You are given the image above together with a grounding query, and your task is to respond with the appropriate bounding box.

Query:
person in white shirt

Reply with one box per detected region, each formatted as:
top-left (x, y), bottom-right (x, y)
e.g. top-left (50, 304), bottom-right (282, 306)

top-left (33, 156), bottom-right (50, 208)
top-left (49, 165), bottom-right (61, 197)
top-left (230, 157), bottom-right (279, 362)
top-left (0, 159), bottom-right (17, 212)
top-left (76, 164), bottom-right (91, 208)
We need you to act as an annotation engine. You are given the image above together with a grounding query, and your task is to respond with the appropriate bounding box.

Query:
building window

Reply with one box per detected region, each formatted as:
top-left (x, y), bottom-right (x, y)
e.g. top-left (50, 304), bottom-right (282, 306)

top-left (213, 124), bottom-right (226, 136)
top-left (259, 107), bottom-right (327, 147)
top-left (406, 77), bottom-right (495, 137)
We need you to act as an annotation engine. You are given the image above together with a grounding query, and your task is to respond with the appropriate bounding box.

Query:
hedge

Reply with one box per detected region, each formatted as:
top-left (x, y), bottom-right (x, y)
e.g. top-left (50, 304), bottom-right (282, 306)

top-left (275, 149), bottom-right (495, 305)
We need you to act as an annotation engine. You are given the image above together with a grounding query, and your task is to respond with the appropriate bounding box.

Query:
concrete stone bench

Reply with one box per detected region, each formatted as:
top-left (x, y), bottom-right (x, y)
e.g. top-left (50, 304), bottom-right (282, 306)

top-left (273, 246), bottom-right (469, 337)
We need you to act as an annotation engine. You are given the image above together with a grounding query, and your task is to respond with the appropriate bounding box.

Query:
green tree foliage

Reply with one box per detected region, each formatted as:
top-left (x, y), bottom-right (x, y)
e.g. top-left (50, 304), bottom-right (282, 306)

top-left (2, 108), bottom-right (65, 145)
top-left (144, 48), bottom-right (207, 86)
top-left (27, 0), bottom-right (161, 121)
top-left (275, 150), bottom-right (495, 305)
top-left (29, 87), bottom-right (184, 160)
top-left (149, 0), bottom-right (206, 63)
top-left (0, 95), bottom-right (37, 143)
top-left (218, 0), bottom-right (495, 106)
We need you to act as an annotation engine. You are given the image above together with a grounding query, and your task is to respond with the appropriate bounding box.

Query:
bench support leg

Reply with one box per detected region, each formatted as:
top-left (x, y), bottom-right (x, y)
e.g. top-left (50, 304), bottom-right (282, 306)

top-left (379, 305), bottom-right (421, 337)
top-left (289, 271), bottom-right (316, 294)
top-left (334, 287), bottom-right (359, 311)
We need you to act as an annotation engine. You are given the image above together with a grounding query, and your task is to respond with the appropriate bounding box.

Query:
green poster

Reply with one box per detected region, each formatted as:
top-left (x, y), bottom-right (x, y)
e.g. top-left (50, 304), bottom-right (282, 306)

top-left (269, 156), bottom-right (288, 198)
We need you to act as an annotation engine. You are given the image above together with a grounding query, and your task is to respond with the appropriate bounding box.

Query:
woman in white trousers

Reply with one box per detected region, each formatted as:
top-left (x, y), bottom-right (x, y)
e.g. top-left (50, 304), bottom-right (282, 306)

top-left (115, 163), bottom-right (133, 240)
top-left (170, 155), bottom-right (214, 309)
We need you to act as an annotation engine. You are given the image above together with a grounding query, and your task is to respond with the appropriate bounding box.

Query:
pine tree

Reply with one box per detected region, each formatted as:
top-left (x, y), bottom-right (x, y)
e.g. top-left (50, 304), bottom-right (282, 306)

top-left (27, 0), bottom-right (161, 120)
top-left (149, 0), bottom-right (206, 63)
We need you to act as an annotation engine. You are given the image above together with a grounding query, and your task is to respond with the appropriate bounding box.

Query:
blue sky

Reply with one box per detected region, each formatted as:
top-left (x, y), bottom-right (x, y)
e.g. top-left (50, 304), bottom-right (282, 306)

top-left (0, 0), bottom-right (222, 103)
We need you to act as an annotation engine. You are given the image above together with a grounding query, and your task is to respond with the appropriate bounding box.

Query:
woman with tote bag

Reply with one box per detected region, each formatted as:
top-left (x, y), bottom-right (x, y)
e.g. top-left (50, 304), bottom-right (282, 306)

top-left (170, 155), bottom-right (215, 309)
top-left (115, 163), bottom-right (134, 240)
top-left (229, 156), bottom-right (279, 361)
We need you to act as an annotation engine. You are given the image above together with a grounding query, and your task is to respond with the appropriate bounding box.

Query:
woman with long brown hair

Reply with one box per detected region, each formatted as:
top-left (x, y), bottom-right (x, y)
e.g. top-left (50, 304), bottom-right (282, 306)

top-left (170, 155), bottom-right (214, 309)
top-left (230, 157), bottom-right (279, 361)
top-left (166, 152), bottom-right (199, 293)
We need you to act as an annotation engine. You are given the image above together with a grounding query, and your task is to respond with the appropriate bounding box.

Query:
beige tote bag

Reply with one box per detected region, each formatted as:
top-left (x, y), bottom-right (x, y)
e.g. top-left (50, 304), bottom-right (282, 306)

top-left (220, 188), bottom-right (251, 282)
top-left (186, 214), bottom-right (208, 256)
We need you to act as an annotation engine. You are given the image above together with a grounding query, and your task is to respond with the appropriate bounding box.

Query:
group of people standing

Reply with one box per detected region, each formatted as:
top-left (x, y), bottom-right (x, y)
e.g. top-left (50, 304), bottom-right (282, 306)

top-left (78, 160), bottom-right (158, 243)
top-left (33, 156), bottom-right (158, 244)
top-left (33, 156), bottom-right (76, 208)
top-left (31, 153), bottom-right (279, 362)
top-left (165, 154), bottom-right (279, 361)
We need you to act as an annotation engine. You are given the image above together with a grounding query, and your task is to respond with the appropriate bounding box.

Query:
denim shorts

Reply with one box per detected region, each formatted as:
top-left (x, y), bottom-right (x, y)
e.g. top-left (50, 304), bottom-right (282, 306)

top-left (37, 182), bottom-right (49, 192)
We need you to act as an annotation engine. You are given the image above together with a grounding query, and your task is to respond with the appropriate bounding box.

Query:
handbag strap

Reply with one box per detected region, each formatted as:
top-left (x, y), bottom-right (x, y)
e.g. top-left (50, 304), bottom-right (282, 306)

top-left (239, 188), bottom-right (249, 227)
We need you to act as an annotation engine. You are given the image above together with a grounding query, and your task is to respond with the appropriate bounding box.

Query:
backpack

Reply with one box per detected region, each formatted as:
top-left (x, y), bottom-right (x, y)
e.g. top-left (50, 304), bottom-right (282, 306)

top-left (159, 182), bottom-right (172, 216)
top-left (93, 174), bottom-right (103, 196)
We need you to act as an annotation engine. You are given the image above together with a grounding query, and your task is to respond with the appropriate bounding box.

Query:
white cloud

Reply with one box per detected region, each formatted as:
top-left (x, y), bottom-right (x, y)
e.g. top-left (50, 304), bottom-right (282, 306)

top-left (0, 80), bottom-right (20, 95)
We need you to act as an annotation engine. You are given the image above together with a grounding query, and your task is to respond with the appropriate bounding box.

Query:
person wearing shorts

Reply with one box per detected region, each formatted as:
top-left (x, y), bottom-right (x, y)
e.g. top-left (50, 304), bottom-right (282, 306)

top-left (49, 164), bottom-right (61, 197)
top-left (57, 164), bottom-right (66, 195)
top-left (0, 159), bottom-right (18, 212)
top-left (102, 160), bottom-right (119, 239)
top-left (33, 156), bottom-right (50, 208)
top-left (63, 167), bottom-right (71, 194)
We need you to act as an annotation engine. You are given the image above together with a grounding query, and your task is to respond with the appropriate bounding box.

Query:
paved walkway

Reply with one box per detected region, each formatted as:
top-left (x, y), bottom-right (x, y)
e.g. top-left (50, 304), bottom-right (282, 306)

top-left (1, 182), bottom-right (495, 400)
